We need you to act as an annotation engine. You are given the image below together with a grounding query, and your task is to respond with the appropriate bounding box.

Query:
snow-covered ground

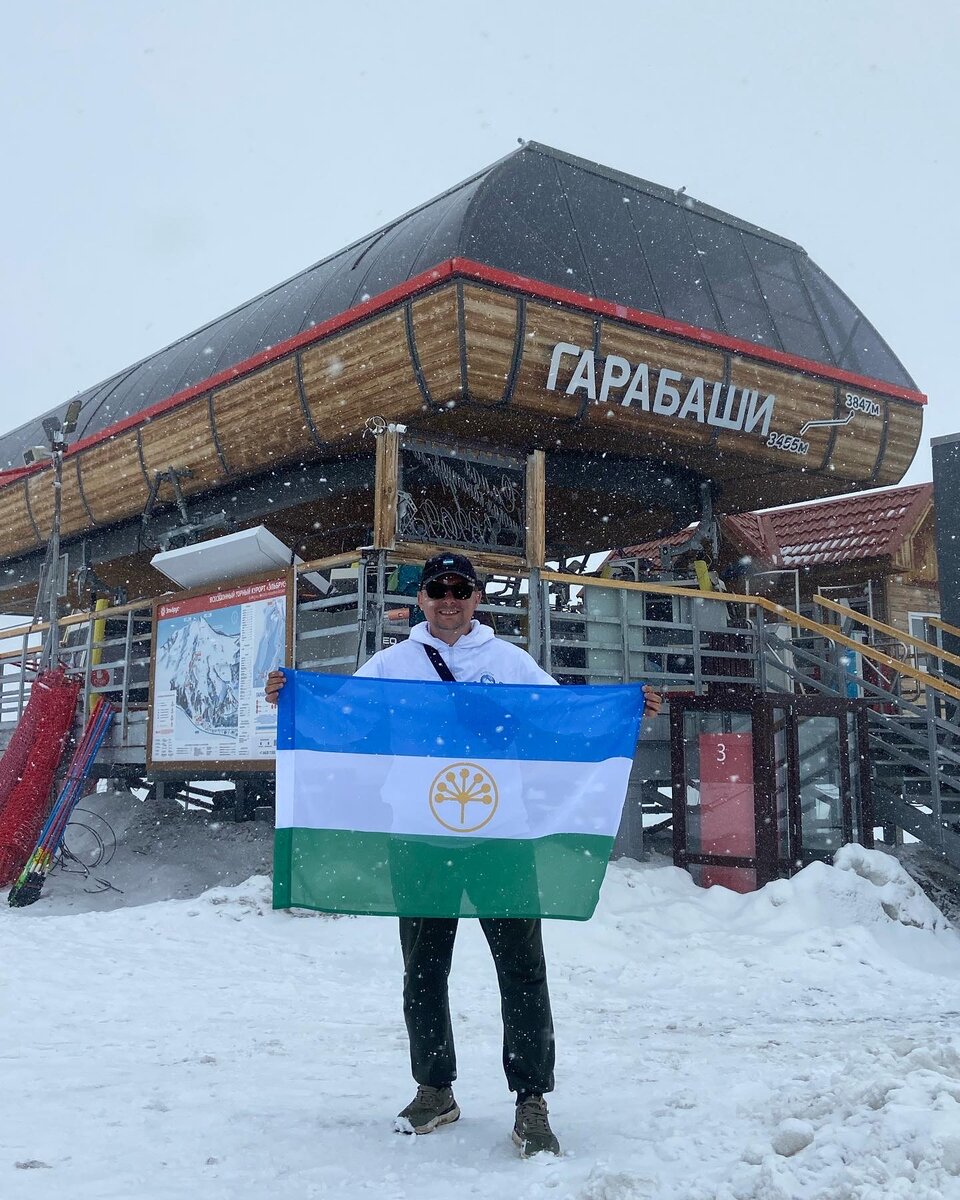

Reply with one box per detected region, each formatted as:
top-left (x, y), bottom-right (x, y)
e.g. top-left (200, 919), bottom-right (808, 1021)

top-left (2, 793), bottom-right (960, 1200)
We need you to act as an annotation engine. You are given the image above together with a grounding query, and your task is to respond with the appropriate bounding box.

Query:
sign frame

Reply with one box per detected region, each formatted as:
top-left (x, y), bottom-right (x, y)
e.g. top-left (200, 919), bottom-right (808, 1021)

top-left (394, 434), bottom-right (530, 558)
top-left (146, 569), bottom-right (293, 775)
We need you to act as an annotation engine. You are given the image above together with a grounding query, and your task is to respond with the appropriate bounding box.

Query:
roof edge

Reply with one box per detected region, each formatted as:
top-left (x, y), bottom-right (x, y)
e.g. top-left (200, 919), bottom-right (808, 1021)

top-left (522, 142), bottom-right (806, 254)
top-left (0, 260), bottom-right (927, 491)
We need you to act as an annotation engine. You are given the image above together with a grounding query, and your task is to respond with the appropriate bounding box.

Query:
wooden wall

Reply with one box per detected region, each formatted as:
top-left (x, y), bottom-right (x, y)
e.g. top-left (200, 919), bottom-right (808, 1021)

top-left (885, 577), bottom-right (940, 635)
top-left (0, 276), bottom-right (923, 575)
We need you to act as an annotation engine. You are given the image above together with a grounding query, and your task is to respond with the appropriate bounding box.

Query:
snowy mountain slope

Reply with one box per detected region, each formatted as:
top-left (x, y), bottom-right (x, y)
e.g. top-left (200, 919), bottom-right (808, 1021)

top-left (156, 616), bottom-right (240, 734)
top-left (251, 599), bottom-right (285, 689)
top-left (2, 846), bottom-right (959, 1200)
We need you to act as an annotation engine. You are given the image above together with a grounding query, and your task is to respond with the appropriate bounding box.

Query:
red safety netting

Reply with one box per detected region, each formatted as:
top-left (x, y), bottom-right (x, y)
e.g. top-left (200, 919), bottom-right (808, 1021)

top-left (0, 668), bottom-right (80, 885)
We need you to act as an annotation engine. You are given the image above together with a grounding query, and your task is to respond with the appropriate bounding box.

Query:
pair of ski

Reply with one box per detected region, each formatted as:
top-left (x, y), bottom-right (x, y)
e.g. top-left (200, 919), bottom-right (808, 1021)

top-left (8, 697), bottom-right (114, 907)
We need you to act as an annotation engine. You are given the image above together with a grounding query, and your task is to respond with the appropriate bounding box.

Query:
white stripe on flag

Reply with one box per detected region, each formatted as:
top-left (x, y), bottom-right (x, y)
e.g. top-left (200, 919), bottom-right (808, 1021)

top-left (276, 749), bottom-right (632, 840)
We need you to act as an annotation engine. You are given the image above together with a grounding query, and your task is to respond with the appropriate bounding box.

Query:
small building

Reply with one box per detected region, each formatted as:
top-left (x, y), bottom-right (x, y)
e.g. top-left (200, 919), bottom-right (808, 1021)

top-left (612, 482), bottom-right (938, 655)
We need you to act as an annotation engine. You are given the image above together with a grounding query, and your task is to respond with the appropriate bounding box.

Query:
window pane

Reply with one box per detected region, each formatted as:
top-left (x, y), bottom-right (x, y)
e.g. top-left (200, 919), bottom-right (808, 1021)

top-left (797, 715), bottom-right (844, 853)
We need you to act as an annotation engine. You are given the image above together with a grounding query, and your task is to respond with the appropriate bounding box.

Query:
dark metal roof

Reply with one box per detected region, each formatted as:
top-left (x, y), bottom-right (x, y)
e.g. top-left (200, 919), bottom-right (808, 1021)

top-left (0, 142), bottom-right (918, 469)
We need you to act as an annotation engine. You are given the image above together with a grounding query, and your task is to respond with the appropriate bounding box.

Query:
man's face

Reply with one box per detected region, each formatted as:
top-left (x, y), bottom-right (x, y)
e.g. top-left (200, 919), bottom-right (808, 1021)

top-left (418, 573), bottom-right (480, 640)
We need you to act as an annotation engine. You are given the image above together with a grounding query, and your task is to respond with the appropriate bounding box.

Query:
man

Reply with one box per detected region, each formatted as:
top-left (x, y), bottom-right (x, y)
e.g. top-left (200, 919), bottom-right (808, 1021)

top-left (267, 551), bottom-right (661, 1157)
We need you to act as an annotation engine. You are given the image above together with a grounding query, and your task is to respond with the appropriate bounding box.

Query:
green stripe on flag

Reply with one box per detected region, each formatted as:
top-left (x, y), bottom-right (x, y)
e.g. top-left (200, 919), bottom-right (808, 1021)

top-left (272, 828), bottom-right (615, 920)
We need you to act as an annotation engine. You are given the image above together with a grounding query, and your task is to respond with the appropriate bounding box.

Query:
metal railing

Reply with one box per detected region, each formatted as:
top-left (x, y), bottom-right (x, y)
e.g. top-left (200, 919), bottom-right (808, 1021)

top-left (1, 550), bottom-right (958, 868)
top-left (0, 603), bottom-right (153, 751)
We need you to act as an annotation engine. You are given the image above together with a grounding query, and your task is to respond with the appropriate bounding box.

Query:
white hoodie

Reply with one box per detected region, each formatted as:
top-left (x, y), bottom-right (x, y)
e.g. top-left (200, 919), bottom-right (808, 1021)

top-left (354, 620), bottom-right (556, 686)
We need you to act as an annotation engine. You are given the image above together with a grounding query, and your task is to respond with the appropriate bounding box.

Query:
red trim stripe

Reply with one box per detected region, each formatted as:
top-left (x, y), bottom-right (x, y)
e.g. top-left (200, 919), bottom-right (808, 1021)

top-left (0, 257), bottom-right (925, 488)
top-left (449, 258), bottom-right (927, 406)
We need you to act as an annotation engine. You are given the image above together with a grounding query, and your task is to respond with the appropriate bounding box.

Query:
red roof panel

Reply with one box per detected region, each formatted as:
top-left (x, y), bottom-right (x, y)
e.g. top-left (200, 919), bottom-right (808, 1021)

top-left (613, 483), bottom-right (933, 570)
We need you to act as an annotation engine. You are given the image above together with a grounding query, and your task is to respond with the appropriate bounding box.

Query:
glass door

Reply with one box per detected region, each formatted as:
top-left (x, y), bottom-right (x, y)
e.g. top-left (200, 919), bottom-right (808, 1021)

top-left (795, 713), bottom-right (847, 864)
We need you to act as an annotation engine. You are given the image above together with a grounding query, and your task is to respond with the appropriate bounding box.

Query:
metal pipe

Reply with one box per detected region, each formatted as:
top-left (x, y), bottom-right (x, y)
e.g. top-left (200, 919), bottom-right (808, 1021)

top-left (541, 577), bottom-right (554, 676)
top-left (120, 609), bottom-right (134, 742)
top-left (925, 686), bottom-right (944, 849)
top-left (694, 596), bottom-right (708, 693)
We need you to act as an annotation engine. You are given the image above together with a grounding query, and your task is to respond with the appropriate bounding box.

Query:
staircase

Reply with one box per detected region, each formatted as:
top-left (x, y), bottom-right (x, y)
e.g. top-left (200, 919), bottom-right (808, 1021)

top-left (759, 604), bottom-right (960, 870)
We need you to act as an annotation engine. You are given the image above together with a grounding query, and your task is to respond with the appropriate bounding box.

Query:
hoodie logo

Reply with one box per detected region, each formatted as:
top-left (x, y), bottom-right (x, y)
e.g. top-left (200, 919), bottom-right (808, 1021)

top-left (479, 673), bottom-right (496, 685)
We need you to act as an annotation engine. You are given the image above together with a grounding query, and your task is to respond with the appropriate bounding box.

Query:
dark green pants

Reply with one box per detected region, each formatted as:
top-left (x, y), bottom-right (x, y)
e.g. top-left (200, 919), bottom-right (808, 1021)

top-left (398, 916), bottom-right (556, 1098)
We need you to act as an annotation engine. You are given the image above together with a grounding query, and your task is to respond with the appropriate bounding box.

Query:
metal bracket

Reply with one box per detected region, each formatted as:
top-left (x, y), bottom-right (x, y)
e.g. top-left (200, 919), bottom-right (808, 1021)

top-left (75, 540), bottom-right (113, 603)
top-left (660, 482), bottom-right (719, 571)
top-left (140, 467), bottom-right (234, 551)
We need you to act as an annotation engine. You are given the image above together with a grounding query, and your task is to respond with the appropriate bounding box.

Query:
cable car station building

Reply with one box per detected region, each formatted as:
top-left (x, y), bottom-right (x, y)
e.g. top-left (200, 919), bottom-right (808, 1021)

top-left (2, 143), bottom-right (954, 890)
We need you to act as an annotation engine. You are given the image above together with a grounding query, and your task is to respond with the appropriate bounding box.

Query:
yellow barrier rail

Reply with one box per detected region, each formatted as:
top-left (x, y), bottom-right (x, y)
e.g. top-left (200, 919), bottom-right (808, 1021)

top-left (2, 560), bottom-right (957, 705)
top-left (541, 570), bottom-right (960, 704)
top-left (814, 594), bottom-right (960, 672)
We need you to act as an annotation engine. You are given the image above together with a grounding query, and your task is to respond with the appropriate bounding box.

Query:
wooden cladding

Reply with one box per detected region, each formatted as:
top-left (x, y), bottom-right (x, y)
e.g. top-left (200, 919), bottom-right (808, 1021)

top-left (0, 275), bottom-right (923, 563)
top-left (27, 458), bottom-right (88, 540)
top-left (300, 308), bottom-right (422, 438)
top-left (410, 287), bottom-right (461, 404)
top-left (213, 360), bottom-right (312, 475)
top-left (877, 400), bottom-right (924, 486)
top-left (462, 285), bottom-right (519, 405)
top-left (0, 481), bottom-right (40, 551)
top-left (79, 432), bottom-right (150, 525)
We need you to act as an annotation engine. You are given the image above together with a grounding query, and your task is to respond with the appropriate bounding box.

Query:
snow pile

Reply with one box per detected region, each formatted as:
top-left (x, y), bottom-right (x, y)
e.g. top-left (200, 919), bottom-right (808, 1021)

top-left (2, 840), bottom-right (959, 1200)
top-left (728, 1039), bottom-right (960, 1200)
top-left (19, 786), bottom-right (273, 914)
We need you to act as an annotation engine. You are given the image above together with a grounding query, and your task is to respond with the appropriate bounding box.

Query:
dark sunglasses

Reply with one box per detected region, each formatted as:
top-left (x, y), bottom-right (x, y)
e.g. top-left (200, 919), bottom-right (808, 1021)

top-left (424, 580), bottom-right (475, 600)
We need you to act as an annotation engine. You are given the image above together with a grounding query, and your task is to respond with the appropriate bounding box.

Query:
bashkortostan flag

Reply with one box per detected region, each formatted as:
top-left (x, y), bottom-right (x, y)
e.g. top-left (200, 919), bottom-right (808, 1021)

top-left (273, 670), bottom-right (645, 920)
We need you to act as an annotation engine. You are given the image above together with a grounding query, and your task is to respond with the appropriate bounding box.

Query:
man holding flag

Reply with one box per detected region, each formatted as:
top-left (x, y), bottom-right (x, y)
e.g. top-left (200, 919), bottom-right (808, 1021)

top-left (266, 552), bottom-right (660, 1157)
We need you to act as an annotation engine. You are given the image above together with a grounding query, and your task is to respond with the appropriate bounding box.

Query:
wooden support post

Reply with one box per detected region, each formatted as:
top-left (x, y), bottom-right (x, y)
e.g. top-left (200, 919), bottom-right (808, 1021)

top-left (525, 449), bottom-right (546, 569)
top-left (373, 430), bottom-right (400, 550)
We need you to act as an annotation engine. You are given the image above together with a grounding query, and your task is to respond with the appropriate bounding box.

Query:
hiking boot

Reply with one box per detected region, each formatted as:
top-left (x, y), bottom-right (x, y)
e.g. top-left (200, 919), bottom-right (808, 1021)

top-left (394, 1085), bottom-right (460, 1135)
top-left (512, 1095), bottom-right (561, 1157)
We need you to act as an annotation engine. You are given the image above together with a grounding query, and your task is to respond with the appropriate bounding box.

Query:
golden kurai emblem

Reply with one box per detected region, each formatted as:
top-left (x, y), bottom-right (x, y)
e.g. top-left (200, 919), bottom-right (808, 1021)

top-left (428, 762), bottom-right (499, 833)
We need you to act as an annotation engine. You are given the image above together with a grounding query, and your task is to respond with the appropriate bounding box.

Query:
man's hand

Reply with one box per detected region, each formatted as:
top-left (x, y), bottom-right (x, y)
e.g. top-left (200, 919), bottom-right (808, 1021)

top-left (265, 669), bottom-right (286, 706)
top-left (642, 684), bottom-right (663, 718)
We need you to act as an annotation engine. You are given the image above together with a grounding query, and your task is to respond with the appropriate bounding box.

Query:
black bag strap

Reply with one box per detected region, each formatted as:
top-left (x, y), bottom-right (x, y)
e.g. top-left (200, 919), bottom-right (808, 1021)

top-left (423, 643), bottom-right (456, 682)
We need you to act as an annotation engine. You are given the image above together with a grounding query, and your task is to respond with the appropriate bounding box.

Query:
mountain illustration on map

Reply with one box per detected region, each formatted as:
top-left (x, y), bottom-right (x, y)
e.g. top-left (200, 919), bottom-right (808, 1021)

top-left (252, 598), bottom-right (285, 687)
top-left (157, 615), bottom-right (240, 736)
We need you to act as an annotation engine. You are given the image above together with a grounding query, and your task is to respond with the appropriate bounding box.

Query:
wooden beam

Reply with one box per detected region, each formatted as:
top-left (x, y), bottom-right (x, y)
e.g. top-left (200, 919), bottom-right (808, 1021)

top-left (391, 539), bottom-right (524, 577)
top-left (525, 449), bottom-right (546, 568)
top-left (815, 593), bottom-right (960, 671)
top-left (373, 430), bottom-right (399, 549)
top-left (929, 615), bottom-right (960, 641)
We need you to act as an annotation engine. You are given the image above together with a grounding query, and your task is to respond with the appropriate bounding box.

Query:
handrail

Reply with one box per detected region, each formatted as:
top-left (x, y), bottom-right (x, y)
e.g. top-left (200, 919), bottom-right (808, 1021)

top-left (0, 597), bottom-right (155, 644)
top-left (814, 593), bottom-right (960, 671)
top-left (372, 541), bottom-right (536, 577)
top-left (294, 551), bottom-right (365, 574)
top-left (3, 562), bottom-right (956, 704)
top-left (929, 615), bottom-right (960, 641)
top-left (541, 570), bottom-right (960, 703)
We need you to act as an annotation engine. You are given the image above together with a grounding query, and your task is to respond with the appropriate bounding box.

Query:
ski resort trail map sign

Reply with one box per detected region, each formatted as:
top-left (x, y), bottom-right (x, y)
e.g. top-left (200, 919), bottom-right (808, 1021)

top-left (148, 577), bottom-right (288, 772)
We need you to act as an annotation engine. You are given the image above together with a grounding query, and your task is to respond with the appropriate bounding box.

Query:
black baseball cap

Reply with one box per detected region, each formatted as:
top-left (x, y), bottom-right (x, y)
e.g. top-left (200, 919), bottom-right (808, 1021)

top-left (419, 552), bottom-right (480, 589)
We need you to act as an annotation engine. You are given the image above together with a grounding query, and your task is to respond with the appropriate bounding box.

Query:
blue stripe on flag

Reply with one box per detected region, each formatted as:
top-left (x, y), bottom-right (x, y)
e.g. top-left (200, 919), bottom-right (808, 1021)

top-left (276, 671), bottom-right (644, 763)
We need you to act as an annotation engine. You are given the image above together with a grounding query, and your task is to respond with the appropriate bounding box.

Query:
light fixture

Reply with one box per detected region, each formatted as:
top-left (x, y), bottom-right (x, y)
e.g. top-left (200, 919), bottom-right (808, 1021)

top-left (23, 446), bottom-right (52, 466)
top-left (62, 399), bottom-right (83, 435)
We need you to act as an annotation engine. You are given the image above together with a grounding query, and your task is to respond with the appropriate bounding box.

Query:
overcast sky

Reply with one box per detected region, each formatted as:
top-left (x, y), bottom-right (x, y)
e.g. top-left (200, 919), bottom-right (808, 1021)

top-left (2, 1), bottom-right (956, 486)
